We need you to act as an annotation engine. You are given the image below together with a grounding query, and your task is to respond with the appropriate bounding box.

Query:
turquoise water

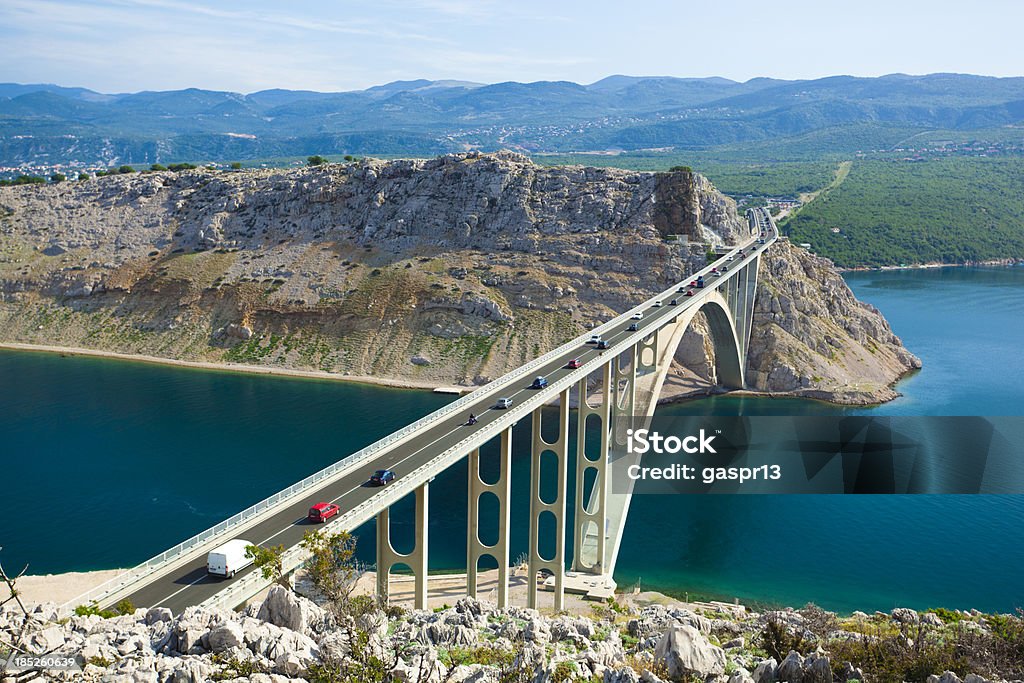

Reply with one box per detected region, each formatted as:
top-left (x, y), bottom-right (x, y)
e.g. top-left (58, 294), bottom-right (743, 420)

top-left (1, 265), bottom-right (1022, 613)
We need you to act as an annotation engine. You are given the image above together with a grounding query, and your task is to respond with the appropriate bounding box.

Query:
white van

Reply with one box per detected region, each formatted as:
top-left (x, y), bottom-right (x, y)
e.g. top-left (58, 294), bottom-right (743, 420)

top-left (207, 539), bottom-right (255, 578)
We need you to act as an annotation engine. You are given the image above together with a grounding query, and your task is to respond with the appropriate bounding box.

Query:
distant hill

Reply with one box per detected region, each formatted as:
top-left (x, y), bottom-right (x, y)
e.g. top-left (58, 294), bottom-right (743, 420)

top-left (1, 74), bottom-right (1024, 166)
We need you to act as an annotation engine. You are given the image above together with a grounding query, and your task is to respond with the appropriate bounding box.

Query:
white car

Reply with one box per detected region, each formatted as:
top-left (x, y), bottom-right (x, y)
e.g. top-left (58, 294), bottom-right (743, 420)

top-left (652, 300), bottom-right (663, 307)
top-left (631, 312), bottom-right (643, 320)
top-left (588, 334), bottom-right (602, 344)
top-left (727, 255), bottom-right (735, 261)
top-left (495, 397), bottom-right (513, 409)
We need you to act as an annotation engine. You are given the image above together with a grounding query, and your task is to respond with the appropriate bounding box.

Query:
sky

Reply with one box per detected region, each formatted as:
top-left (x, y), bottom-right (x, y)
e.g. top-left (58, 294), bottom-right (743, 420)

top-left (1, 0), bottom-right (1022, 93)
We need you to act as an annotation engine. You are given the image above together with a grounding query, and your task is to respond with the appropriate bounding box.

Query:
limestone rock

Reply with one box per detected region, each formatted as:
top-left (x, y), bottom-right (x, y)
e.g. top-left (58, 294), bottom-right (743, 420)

top-left (653, 624), bottom-right (726, 679)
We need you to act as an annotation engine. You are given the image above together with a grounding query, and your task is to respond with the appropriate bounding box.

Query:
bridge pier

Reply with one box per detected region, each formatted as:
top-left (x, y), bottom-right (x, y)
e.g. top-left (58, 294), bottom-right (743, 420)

top-left (375, 482), bottom-right (429, 610)
top-left (527, 387), bottom-right (570, 610)
top-left (572, 362), bottom-right (612, 574)
top-left (466, 427), bottom-right (513, 608)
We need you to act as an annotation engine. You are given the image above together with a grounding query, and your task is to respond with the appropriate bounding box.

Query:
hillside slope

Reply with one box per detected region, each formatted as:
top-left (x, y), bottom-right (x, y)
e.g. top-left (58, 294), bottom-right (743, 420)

top-left (0, 152), bottom-right (918, 403)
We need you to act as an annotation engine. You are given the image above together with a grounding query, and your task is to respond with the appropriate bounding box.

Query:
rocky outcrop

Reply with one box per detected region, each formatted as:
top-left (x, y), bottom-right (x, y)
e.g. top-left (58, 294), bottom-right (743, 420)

top-left (745, 239), bottom-right (921, 403)
top-left (4, 596), bottom-right (1020, 683)
top-left (0, 152), bottom-right (916, 403)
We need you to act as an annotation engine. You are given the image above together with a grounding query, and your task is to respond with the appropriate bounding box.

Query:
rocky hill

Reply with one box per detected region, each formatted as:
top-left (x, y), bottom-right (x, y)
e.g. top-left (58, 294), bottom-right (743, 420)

top-left (0, 152), bottom-right (918, 403)
top-left (2, 587), bottom-right (1021, 682)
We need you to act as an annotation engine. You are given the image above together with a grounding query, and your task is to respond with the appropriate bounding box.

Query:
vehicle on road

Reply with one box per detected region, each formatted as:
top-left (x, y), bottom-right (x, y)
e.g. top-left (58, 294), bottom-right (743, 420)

top-left (369, 469), bottom-right (396, 486)
top-left (530, 376), bottom-right (549, 389)
top-left (587, 334), bottom-right (602, 344)
top-left (722, 265), bottom-right (728, 272)
top-left (727, 255), bottom-right (734, 261)
top-left (467, 414), bottom-right (478, 425)
top-left (685, 290), bottom-right (694, 297)
top-left (711, 267), bottom-right (718, 273)
top-left (308, 502), bottom-right (340, 524)
top-left (652, 300), bottom-right (663, 307)
top-left (631, 312), bottom-right (643, 320)
top-left (628, 322), bottom-right (639, 331)
top-left (566, 358), bottom-right (582, 369)
top-left (495, 397), bottom-right (513, 409)
top-left (670, 299), bottom-right (678, 305)
top-left (207, 539), bottom-right (255, 578)
top-left (596, 340), bottom-right (610, 349)
top-left (696, 276), bottom-right (705, 288)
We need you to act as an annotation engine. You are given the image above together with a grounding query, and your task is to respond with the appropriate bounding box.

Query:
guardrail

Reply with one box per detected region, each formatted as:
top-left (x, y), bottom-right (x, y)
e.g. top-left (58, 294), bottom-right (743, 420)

top-left (68, 218), bottom-right (778, 613)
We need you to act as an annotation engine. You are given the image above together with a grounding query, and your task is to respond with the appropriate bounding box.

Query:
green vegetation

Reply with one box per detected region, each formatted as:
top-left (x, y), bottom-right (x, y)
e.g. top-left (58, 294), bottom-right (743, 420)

top-left (0, 174), bottom-right (46, 186)
top-left (783, 158), bottom-right (1024, 267)
top-left (307, 155), bottom-right (328, 166)
top-left (50, 172), bottom-right (65, 183)
top-left (245, 542), bottom-right (289, 586)
top-left (77, 172), bottom-right (89, 181)
top-left (73, 598), bottom-right (135, 619)
top-left (150, 163), bottom-right (167, 171)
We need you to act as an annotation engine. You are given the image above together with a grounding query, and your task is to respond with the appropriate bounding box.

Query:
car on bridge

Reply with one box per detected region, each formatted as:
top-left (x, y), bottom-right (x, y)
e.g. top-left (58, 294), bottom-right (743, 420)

top-left (670, 299), bottom-right (678, 305)
top-left (727, 255), bottom-right (734, 261)
top-left (307, 502), bottom-right (340, 523)
top-left (566, 358), bottom-right (583, 369)
top-left (369, 469), bottom-right (396, 486)
top-left (628, 322), bottom-right (639, 331)
top-left (652, 300), bottom-right (663, 307)
top-left (596, 340), bottom-right (611, 349)
top-left (631, 312), bottom-right (643, 320)
top-left (685, 290), bottom-right (694, 297)
top-left (587, 334), bottom-right (602, 344)
top-left (495, 397), bottom-right (513, 409)
top-left (530, 376), bottom-right (549, 389)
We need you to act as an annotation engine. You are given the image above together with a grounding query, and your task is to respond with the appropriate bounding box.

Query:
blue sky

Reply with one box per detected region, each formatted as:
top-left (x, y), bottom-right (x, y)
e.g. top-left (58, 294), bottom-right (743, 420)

top-left (1, 0), bottom-right (1022, 93)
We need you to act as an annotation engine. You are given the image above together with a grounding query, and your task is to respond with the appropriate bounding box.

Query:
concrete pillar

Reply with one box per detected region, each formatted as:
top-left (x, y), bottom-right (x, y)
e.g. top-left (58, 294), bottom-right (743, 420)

top-left (527, 387), bottom-right (570, 611)
top-left (375, 482), bottom-right (429, 610)
top-left (467, 427), bottom-right (513, 608)
top-left (572, 360), bottom-right (611, 573)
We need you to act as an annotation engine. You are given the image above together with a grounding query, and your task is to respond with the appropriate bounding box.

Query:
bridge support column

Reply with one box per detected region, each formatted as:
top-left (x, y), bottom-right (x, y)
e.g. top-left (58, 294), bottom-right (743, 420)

top-left (375, 482), bottom-right (429, 610)
top-left (572, 361), bottom-right (612, 573)
top-left (527, 387), bottom-right (570, 611)
top-left (467, 427), bottom-right (512, 608)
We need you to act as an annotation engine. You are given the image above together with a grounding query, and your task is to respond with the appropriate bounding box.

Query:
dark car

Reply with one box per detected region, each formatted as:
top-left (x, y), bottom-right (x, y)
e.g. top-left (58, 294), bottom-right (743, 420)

top-left (369, 469), bottom-right (396, 486)
top-left (308, 502), bottom-right (340, 523)
top-left (530, 376), bottom-right (549, 389)
top-left (669, 298), bottom-right (678, 305)
top-left (628, 322), bottom-right (639, 331)
top-left (596, 340), bottom-right (610, 350)
top-left (566, 358), bottom-right (582, 369)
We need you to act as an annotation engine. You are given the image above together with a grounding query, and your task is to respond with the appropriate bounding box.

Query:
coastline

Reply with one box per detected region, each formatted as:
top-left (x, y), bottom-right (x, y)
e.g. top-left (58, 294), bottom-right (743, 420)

top-left (0, 342), bottom-right (472, 395)
top-left (835, 257), bottom-right (1023, 273)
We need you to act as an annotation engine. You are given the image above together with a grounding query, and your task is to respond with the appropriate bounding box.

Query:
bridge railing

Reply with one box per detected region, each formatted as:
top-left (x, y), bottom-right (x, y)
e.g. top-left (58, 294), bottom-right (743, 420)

top-left (67, 220), bottom-right (779, 614)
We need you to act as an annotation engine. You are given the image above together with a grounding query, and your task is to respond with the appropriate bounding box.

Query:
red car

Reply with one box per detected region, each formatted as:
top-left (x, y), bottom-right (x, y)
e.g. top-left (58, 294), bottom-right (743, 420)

top-left (308, 502), bottom-right (340, 523)
top-left (684, 290), bottom-right (694, 297)
top-left (566, 358), bottom-right (583, 369)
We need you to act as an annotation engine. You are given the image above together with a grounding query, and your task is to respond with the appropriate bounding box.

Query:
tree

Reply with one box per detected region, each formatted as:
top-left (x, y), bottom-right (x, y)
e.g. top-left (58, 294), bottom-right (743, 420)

top-left (300, 529), bottom-right (362, 610)
top-left (307, 155), bottom-right (327, 166)
top-left (78, 172), bottom-right (90, 181)
top-left (343, 155), bottom-right (354, 162)
top-left (230, 162), bottom-right (242, 170)
top-left (670, 165), bottom-right (693, 173)
top-left (50, 173), bottom-right (65, 183)
top-left (118, 165), bottom-right (135, 174)
top-left (150, 163), bottom-right (167, 171)
top-left (245, 543), bottom-right (289, 587)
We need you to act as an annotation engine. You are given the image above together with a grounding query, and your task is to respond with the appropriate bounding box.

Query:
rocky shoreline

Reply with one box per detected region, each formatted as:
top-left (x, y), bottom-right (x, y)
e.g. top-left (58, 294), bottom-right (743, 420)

top-left (3, 585), bottom-right (1022, 683)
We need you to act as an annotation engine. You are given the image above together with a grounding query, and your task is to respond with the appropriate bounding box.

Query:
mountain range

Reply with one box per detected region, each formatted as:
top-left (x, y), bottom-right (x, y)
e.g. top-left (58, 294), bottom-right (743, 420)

top-left (2, 73), bottom-right (1023, 166)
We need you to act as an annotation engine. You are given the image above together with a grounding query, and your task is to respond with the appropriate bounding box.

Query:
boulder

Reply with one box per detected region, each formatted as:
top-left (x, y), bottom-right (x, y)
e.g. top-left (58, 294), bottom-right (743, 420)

top-left (256, 585), bottom-right (329, 636)
top-left (752, 657), bottom-right (778, 683)
top-left (653, 624), bottom-right (726, 679)
top-left (777, 650), bottom-right (804, 683)
top-left (207, 621), bottom-right (244, 653)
